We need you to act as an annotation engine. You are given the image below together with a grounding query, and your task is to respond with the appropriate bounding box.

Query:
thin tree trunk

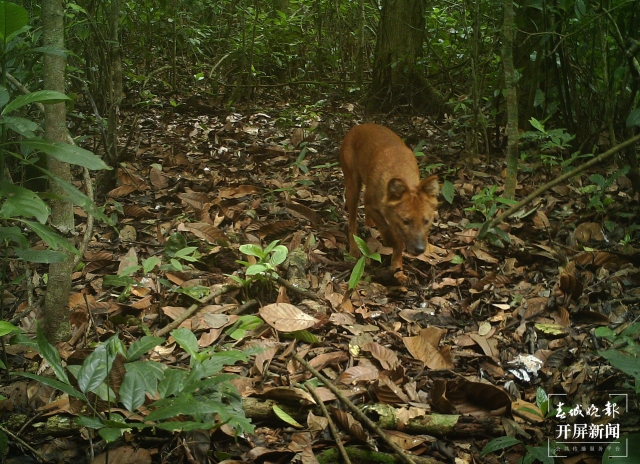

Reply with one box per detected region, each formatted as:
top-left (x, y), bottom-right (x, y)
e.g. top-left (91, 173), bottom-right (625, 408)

top-left (43, 0), bottom-right (74, 342)
top-left (502, 0), bottom-right (519, 199)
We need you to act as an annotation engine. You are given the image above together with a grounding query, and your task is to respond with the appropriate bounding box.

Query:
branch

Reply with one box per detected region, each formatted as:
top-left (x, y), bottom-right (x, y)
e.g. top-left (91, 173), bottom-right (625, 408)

top-left (478, 133), bottom-right (640, 238)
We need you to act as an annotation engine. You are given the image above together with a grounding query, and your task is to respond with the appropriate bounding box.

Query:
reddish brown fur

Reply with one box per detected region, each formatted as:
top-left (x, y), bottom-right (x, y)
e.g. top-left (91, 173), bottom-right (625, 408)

top-left (339, 123), bottom-right (439, 282)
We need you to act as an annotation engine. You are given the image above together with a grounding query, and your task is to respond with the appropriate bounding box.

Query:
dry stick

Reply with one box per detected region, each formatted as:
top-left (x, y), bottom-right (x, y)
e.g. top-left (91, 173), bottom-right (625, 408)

top-left (304, 382), bottom-right (352, 464)
top-left (479, 133), bottom-right (640, 238)
top-left (293, 354), bottom-right (417, 464)
top-left (154, 283), bottom-right (241, 337)
top-left (276, 276), bottom-right (322, 301)
top-left (0, 425), bottom-right (51, 463)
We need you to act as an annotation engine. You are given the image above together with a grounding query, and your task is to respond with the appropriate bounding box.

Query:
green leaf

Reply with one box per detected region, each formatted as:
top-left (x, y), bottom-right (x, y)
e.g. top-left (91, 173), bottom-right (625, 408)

top-left (36, 325), bottom-right (69, 383)
top-left (155, 421), bottom-right (219, 432)
top-left (480, 436), bottom-right (522, 456)
top-left (442, 180), bottom-right (455, 204)
top-left (0, 321), bottom-right (20, 337)
top-left (158, 368), bottom-right (186, 398)
top-left (3, 91), bottom-right (70, 115)
top-left (263, 239), bottom-right (280, 254)
top-left (39, 170), bottom-right (112, 225)
top-left (529, 117), bottom-right (545, 133)
top-left (127, 336), bottom-right (164, 361)
top-left (103, 274), bottom-right (137, 288)
top-left (21, 140), bottom-right (110, 170)
top-left (98, 427), bottom-right (124, 443)
top-left (353, 235), bottom-right (370, 256)
top-left (226, 315), bottom-right (263, 340)
top-left (173, 246), bottom-right (198, 259)
top-left (170, 258), bottom-right (182, 270)
top-left (75, 416), bottom-right (105, 429)
top-left (289, 330), bottom-right (319, 343)
top-left (273, 404), bottom-right (302, 427)
top-left (0, 225), bottom-right (29, 247)
top-left (172, 328), bottom-right (199, 359)
top-left (14, 248), bottom-right (66, 263)
top-left (165, 233), bottom-right (188, 257)
top-left (451, 254), bottom-right (464, 264)
top-left (2, 115), bottom-right (39, 137)
top-left (269, 245), bottom-right (288, 266)
top-left (120, 369), bottom-right (147, 412)
top-left (124, 361), bottom-right (165, 394)
top-left (21, 220), bottom-right (79, 255)
top-left (0, 2), bottom-right (28, 42)
top-left (348, 256), bottom-right (366, 289)
top-left (15, 372), bottom-right (86, 400)
top-left (626, 108), bottom-right (640, 128)
top-left (142, 256), bottom-right (161, 274)
top-left (0, 180), bottom-right (50, 223)
top-left (245, 263), bottom-right (269, 276)
top-left (146, 394), bottom-right (221, 422)
top-left (599, 350), bottom-right (640, 379)
top-left (603, 433), bottom-right (640, 462)
top-left (78, 344), bottom-right (111, 393)
top-left (239, 244), bottom-right (265, 259)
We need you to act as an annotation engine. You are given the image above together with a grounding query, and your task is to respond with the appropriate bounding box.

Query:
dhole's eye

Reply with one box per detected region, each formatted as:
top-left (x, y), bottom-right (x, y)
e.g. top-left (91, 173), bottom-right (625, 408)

top-left (402, 219), bottom-right (410, 225)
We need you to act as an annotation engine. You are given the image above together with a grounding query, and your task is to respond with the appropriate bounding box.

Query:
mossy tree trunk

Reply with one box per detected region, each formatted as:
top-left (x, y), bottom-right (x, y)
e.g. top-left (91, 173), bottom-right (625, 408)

top-left (43, 0), bottom-right (74, 342)
top-left (502, 0), bottom-right (519, 199)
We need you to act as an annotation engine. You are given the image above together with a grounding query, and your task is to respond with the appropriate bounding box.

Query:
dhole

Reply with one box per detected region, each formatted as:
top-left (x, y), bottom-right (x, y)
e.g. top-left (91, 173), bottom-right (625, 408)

top-left (339, 123), bottom-right (439, 283)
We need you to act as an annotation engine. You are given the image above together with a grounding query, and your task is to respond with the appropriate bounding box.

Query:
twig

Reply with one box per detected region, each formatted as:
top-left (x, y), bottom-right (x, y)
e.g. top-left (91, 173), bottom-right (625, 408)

top-left (0, 424), bottom-right (51, 463)
top-left (293, 354), bottom-right (417, 464)
top-left (276, 276), bottom-right (322, 301)
top-left (479, 133), bottom-right (640, 238)
top-left (304, 381), bottom-right (352, 464)
top-left (155, 283), bottom-right (241, 337)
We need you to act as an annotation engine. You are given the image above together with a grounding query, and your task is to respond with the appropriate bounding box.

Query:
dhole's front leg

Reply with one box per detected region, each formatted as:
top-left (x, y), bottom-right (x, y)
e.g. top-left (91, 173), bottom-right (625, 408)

top-left (368, 208), bottom-right (408, 284)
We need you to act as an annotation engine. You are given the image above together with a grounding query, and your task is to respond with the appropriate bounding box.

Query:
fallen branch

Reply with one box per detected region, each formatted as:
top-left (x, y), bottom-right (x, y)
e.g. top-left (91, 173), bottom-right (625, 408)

top-left (154, 283), bottom-right (241, 337)
top-left (478, 133), bottom-right (640, 238)
top-left (276, 276), bottom-right (322, 301)
top-left (293, 353), bottom-right (417, 464)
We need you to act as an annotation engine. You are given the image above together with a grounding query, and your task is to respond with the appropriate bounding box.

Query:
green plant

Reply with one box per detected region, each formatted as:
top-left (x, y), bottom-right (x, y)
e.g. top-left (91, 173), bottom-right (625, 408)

top-left (578, 167), bottom-right (629, 213)
top-left (596, 323), bottom-right (640, 393)
top-left (291, 144), bottom-right (309, 173)
top-left (481, 389), bottom-right (565, 463)
top-left (11, 325), bottom-right (253, 442)
top-left (348, 235), bottom-right (381, 289)
top-left (230, 240), bottom-right (288, 295)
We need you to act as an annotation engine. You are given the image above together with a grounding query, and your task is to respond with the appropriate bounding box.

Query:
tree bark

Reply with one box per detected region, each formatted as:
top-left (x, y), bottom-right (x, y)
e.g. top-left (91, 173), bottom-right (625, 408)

top-left (502, 0), bottom-right (519, 199)
top-left (43, 0), bottom-right (74, 342)
top-left (368, 0), bottom-right (443, 115)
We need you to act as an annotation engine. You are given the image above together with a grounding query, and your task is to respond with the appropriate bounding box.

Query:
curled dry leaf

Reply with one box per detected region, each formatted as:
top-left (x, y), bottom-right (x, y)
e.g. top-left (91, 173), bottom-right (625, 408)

top-left (338, 364), bottom-right (379, 385)
top-left (362, 342), bottom-right (401, 370)
top-left (328, 406), bottom-right (369, 443)
top-left (260, 386), bottom-right (315, 406)
top-left (259, 303), bottom-right (319, 332)
top-left (107, 184), bottom-right (137, 198)
top-left (179, 222), bottom-right (225, 243)
top-left (178, 191), bottom-right (211, 211)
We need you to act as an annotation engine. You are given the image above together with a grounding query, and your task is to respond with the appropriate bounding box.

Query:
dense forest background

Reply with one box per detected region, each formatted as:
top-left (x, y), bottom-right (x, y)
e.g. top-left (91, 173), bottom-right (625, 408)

top-left (0, 0), bottom-right (639, 462)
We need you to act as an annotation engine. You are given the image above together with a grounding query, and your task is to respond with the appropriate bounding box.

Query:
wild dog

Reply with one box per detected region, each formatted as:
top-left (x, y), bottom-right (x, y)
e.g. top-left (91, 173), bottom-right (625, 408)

top-left (339, 123), bottom-right (439, 283)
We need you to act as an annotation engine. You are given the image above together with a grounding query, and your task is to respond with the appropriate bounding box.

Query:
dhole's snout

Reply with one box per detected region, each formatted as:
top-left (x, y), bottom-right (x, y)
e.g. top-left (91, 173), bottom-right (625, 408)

top-left (405, 236), bottom-right (426, 256)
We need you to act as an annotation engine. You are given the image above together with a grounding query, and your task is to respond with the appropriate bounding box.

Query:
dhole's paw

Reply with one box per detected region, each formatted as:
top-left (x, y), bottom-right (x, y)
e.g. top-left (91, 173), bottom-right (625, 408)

top-left (393, 269), bottom-right (408, 285)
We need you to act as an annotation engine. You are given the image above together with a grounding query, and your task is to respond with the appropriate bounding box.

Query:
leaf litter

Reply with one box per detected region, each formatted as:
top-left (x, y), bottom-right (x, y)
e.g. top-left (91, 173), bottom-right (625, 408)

top-left (2, 97), bottom-right (640, 463)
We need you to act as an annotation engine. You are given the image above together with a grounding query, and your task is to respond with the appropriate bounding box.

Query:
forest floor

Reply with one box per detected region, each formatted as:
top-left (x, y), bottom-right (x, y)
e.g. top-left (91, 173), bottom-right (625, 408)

top-left (2, 91), bottom-right (639, 464)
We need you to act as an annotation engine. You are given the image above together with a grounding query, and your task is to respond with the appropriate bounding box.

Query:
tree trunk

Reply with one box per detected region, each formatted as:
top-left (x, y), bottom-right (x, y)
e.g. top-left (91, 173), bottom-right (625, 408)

top-left (43, 0), bottom-right (74, 342)
top-left (368, 0), bottom-right (443, 115)
top-left (502, 0), bottom-right (519, 199)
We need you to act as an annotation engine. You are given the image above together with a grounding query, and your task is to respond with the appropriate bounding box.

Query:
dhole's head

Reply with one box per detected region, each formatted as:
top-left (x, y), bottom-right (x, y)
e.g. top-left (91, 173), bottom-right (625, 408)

top-left (385, 175), bottom-right (439, 256)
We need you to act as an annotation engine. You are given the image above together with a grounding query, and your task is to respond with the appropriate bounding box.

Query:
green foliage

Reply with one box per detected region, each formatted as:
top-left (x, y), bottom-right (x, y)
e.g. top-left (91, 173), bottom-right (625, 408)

top-left (578, 167), bottom-right (629, 213)
top-left (13, 325), bottom-right (253, 441)
top-left (348, 235), bottom-right (381, 289)
top-left (480, 433), bottom-right (564, 464)
top-left (596, 323), bottom-right (640, 393)
top-left (231, 240), bottom-right (289, 290)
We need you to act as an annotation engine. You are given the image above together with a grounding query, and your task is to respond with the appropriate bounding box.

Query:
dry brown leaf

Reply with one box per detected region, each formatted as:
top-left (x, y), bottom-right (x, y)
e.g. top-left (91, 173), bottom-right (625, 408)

top-left (252, 342), bottom-right (279, 375)
top-left (309, 351), bottom-right (348, 370)
top-left (286, 202), bottom-right (323, 225)
top-left (372, 374), bottom-right (410, 405)
top-left (107, 184), bottom-right (137, 198)
top-left (123, 204), bottom-right (155, 218)
top-left (512, 399), bottom-right (544, 423)
top-left (149, 167), bottom-right (169, 189)
top-left (338, 365), bottom-right (379, 385)
top-left (260, 386), bottom-right (315, 405)
top-left (178, 191), bottom-right (211, 211)
top-left (329, 406), bottom-right (369, 443)
top-left (179, 222), bottom-right (225, 243)
top-left (533, 210), bottom-right (551, 230)
top-left (362, 342), bottom-right (400, 370)
top-left (254, 220), bottom-right (298, 238)
top-left (218, 184), bottom-right (261, 199)
top-left (93, 446), bottom-right (151, 464)
top-left (259, 303), bottom-right (319, 332)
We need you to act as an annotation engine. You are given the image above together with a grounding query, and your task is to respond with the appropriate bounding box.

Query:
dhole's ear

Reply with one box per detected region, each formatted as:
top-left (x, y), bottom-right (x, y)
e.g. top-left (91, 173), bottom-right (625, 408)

top-left (387, 178), bottom-right (407, 201)
top-left (420, 175), bottom-right (439, 197)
